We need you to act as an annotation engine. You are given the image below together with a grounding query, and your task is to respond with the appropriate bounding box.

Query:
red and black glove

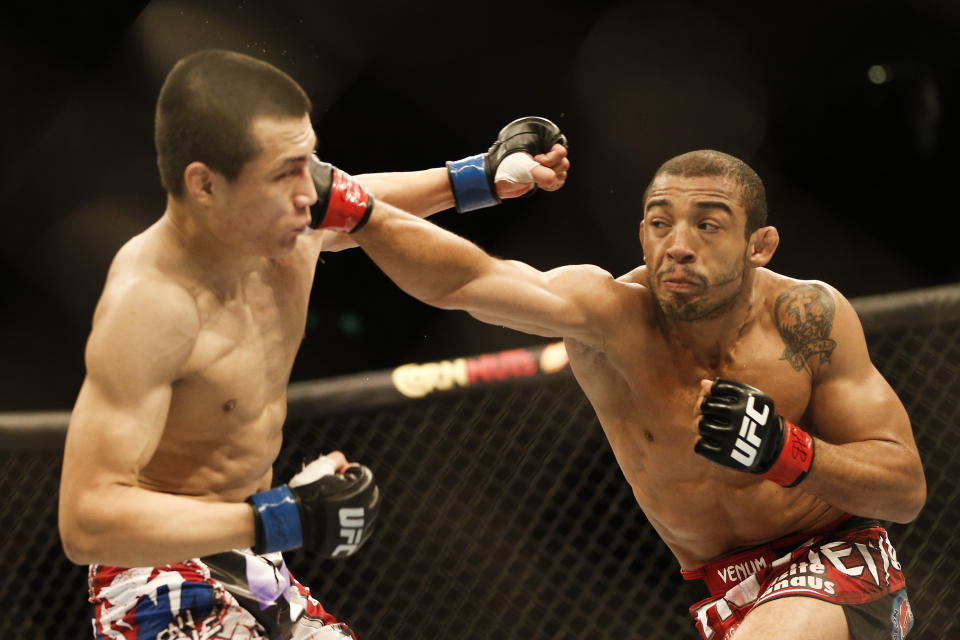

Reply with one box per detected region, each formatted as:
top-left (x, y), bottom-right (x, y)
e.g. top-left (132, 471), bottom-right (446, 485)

top-left (308, 155), bottom-right (375, 232)
top-left (695, 378), bottom-right (815, 487)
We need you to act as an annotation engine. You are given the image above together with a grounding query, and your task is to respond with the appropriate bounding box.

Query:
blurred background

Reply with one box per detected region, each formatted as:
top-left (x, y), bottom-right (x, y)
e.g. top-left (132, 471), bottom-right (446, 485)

top-left (1, 0), bottom-right (957, 411)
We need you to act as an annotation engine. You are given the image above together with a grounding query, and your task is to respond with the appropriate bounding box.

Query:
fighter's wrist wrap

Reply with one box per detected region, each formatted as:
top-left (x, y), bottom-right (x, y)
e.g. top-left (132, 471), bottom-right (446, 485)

top-left (446, 116), bottom-right (567, 213)
top-left (309, 155), bottom-right (375, 233)
top-left (759, 418), bottom-right (815, 487)
top-left (696, 378), bottom-right (815, 487)
top-left (446, 154), bottom-right (499, 212)
top-left (247, 486), bottom-right (303, 553)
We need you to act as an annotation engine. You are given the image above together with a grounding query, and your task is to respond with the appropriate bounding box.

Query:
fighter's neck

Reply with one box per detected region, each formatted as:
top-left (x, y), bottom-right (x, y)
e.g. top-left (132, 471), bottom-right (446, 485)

top-left (658, 287), bottom-right (761, 369)
top-left (159, 206), bottom-right (264, 298)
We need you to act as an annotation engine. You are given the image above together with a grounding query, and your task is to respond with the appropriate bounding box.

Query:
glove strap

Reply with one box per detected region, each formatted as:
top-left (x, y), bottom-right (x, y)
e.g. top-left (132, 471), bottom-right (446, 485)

top-left (247, 486), bottom-right (304, 553)
top-left (316, 169), bottom-right (375, 233)
top-left (760, 420), bottom-right (815, 487)
top-left (446, 154), bottom-right (500, 213)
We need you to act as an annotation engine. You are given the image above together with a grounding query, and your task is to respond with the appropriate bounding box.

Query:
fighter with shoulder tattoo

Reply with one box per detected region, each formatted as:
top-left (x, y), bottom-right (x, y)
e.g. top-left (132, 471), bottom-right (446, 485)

top-left (337, 149), bottom-right (925, 640)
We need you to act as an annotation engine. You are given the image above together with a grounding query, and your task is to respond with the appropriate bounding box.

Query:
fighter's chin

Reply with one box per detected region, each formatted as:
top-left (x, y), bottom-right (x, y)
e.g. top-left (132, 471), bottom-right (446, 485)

top-left (659, 302), bottom-right (711, 322)
top-left (263, 235), bottom-right (301, 259)
top-left (653, 289), bottom-right (726, 322)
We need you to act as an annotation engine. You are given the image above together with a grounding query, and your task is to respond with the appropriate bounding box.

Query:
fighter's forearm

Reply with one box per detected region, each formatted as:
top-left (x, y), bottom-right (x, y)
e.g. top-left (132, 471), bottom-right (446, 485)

top-left (799, 437), bottom-right (926, 524)
top-left (351, 200), bottom-right (494, 307)
top-left (315, 168), bottom-right (454, 253)
top-left (357, 167), bottom-right (453, 218)
top-left (59, 483), bottom-right (255, 567)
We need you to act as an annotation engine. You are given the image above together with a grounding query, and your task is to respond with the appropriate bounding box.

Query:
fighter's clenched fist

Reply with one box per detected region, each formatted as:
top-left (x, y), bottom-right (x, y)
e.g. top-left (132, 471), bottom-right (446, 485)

top-left (695, 378), bottom-right (815, 487)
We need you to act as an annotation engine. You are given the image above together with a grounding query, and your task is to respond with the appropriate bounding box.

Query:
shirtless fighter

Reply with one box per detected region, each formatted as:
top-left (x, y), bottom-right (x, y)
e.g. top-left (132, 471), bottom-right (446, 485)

top-left (338, 150), bottom-right (926, 639)
top-left (57, 49), bottom-right (569, 639)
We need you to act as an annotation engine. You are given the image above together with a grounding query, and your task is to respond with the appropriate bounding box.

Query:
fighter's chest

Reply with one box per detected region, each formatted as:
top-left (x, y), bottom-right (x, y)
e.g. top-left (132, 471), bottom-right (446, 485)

top-left (589, 328), bottom-right (814, 432)
top-left (622, 335), bottom-right (814, 428)
top-left (180, 272), bottom-right (310, 401)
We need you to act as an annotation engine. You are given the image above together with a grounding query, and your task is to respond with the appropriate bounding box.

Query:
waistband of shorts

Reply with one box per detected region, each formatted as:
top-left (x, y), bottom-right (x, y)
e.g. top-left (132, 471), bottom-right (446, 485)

top-left (88, 560), bottom-right (209, 600)
top-left (680, 513), bottom-right (876, 596)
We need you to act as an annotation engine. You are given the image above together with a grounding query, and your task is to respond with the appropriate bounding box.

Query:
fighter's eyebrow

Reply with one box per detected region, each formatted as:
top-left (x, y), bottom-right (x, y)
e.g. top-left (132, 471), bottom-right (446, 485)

top-left (276, 155), bottom-right (310, 168)
top-left (645, 198), bottom-right (669, 212)
top-left (645, 198), bottom-right (734, 214)
top-left (274, 133), bottom-right (318, 170)
top-left (694, 201), bottom-right (734, 215)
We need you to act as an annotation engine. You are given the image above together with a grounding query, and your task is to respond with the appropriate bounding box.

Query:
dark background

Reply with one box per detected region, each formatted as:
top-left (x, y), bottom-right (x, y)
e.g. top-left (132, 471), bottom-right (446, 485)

top-left (1, 0), bottom-right (957, 411)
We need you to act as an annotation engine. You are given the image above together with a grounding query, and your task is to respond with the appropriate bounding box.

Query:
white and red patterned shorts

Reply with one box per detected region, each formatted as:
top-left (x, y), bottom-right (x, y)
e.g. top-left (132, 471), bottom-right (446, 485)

top-left (89, 549), bottom-right (355, 639)
top-left (682, 516), bottom-right (914, 640)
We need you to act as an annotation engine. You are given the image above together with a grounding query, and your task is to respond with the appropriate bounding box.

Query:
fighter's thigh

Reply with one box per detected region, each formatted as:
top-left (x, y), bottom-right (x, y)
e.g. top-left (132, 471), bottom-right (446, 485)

top-left (733, 595), bottom-right (849, 640)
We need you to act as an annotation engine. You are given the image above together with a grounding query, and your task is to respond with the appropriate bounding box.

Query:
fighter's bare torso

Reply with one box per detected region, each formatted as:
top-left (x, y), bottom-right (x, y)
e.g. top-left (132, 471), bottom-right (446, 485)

top-left (564, 266), bottom-right (845, 570)
top-left (96, 218), bottom-right (322, 502)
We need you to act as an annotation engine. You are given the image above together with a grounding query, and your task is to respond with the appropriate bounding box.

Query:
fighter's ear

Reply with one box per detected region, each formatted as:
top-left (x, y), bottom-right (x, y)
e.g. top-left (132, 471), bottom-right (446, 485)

top-left (183, 162), bottom-right (215, 204)
top-left (748, 226), bottom-right (779, 267)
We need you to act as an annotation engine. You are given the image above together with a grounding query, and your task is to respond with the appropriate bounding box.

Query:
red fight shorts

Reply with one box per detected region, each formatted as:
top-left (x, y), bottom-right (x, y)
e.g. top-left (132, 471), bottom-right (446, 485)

top-left (682, 516), bottom-right (914, 640)
top-left (89, 549), bottom-right (355, 639)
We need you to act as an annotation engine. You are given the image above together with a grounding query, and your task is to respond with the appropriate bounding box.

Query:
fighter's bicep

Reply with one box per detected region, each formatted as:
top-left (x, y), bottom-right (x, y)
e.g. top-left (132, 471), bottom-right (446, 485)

top-left (58, 375), bottom-right (175, 549)
top-left (807, 363), bottom-right (910, 443)
top-left (806, 291), bottom-right (912, 446)
top-left (65, 376), bottom-right (174, 483)
top-left (65, 279), bottom-right (199, 482)
top-left (450, 263), bottom-right (616, 346)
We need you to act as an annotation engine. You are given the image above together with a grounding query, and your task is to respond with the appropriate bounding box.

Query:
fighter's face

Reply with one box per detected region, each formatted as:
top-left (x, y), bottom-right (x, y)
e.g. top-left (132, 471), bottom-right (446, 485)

top-left (210, 114), bottom-right (319, 257)
top-left (640, 174), bottom-right (753, 322)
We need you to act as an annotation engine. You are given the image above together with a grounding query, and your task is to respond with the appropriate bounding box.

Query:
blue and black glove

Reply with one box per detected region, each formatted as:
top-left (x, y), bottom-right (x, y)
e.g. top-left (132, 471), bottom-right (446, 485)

top-left (446, 116), bottom-right (567, 212)
top-left (247, 456), bottom-right (380, 557)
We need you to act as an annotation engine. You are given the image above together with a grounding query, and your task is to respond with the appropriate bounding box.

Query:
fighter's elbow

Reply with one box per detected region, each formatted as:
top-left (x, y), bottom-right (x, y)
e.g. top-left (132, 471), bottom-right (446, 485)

top-left (420, 290), bottom-right (460, 311)
top-left (58, 496), bottom-right (110, 565)
top-left (884, 463), bottom-right (927, 524)
top-left (59, 516), bottom-right (98, 565)
top-left (896, 474), bottom-right (927, 524)
top-left (61, 539), bottom-right (94, 566)
top-left (419, 281), bottom-right (476, 312)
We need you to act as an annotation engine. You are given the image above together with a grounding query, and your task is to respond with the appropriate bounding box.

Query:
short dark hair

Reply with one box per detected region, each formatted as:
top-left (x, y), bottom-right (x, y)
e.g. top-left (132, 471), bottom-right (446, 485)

top-left (155, 49), bottom-right (312, 199)
top-left (644, 150), bottom-right (768, 236)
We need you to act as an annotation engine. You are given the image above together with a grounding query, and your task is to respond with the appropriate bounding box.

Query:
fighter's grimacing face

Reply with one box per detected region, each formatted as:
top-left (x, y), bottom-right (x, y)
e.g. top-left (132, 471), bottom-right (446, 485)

top-left (211, 114), bottom-right (319, 257)
top-left (639, 174), bottom-right (754, 322)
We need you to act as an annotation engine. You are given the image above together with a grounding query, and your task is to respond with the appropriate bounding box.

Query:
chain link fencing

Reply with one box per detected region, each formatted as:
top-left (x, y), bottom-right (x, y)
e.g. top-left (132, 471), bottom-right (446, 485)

top-left (1, 284), bottom-right (958, 639)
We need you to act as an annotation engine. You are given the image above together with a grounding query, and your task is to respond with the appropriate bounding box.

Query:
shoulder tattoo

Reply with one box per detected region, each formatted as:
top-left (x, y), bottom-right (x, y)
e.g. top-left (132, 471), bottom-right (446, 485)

top-left (774, 284), bottom-right (837, 371)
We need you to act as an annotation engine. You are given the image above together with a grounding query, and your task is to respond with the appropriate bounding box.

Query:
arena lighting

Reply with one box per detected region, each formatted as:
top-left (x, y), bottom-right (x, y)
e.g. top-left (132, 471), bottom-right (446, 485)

top-left (868, 64), bottom-right (892, 85)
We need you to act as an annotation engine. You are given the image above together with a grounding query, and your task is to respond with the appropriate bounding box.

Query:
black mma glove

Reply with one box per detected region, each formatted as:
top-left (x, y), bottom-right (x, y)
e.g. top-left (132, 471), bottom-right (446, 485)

top-left (308, 155), bottom-right (375, 232)
top-left (695, 378), bottom-right (815, 487)
top-left (446, 116), bottom-right (568, 213)
top-left (247, 455), bottom-right (380, 557)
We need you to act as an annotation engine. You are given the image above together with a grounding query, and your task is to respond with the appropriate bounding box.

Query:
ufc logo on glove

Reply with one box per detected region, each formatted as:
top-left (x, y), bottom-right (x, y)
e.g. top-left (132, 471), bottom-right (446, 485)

top-left (696, 378), bottom-right (814, 487)
top-left (731, 396), bottom-right (771, 467)
top-left (332, 507), bottom-right (367, 557)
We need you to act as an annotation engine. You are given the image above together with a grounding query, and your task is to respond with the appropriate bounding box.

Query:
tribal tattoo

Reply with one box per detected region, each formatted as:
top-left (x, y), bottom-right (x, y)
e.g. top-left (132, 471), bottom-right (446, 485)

top-left (775, 284), bottom-right (837, 371)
